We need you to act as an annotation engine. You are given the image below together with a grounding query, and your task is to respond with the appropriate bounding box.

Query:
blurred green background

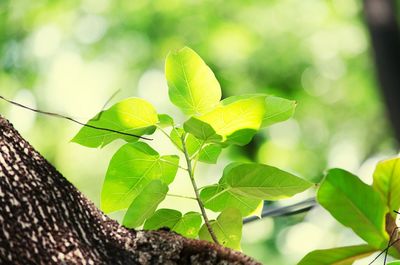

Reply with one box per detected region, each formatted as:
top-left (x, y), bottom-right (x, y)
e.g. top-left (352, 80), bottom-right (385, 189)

top-left (1, 0), bottom-right (398, 264)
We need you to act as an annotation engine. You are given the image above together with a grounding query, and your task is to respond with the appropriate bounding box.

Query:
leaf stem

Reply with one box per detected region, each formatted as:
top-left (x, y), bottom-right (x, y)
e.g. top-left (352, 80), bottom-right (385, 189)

top-left (166, 193), bottom-right (197, 200)
top-left (181, 134), bottom-right (220, 245)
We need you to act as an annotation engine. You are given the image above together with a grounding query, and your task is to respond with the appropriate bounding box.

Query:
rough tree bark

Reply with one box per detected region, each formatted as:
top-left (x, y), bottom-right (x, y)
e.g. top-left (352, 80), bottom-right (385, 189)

top-left (0, 116), bottom-right (260, 265)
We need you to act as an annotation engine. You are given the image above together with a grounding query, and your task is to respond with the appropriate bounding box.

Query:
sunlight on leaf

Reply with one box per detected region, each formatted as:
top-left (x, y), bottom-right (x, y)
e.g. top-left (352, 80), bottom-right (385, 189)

top-left (298, 244), bottom-right (377, 265)
top-left (72, 97), bottom-right (158, 148)
top-left (199, 208), bottom-right (242, 250)
top-left (101, 142), bottom-right (179, 213)
top-left (123, 180), bottom-right (168, 228)
top-left (166, 47), bottom-right (221, 115)
top-left (144, 209), bottom-right (202, 238)
top-left (222, 162), bottom-right (312, 200)
top-left (372, 157), bottom-right (400, 216)
top-left (317, 169), bottom-right (388, 248)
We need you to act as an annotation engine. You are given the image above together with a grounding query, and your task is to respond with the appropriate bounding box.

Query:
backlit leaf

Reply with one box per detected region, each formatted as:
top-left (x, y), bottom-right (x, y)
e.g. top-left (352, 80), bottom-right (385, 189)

top-left (101, 142), bottom-right (179, 213)
top-left (198, 208), bottom-right (242, 250)
top-left (72, 98), bottom-right (158, 148)
top-left (200, 184), bottom-right (261, 217)
top-left (317, 169), bottom-right (388, 248)
top-left (166, 47), bottom-right (221, 115)
top-left (298, 244), bottom-right (377, 265)
top-left (372, 157), bottom-right (400, 215)
top-left (123, 180), bottom-right (168, 228)
top-left (144, 209), bottom-right (202, 238)
top-left (223, 162), bottom-right (312, 200)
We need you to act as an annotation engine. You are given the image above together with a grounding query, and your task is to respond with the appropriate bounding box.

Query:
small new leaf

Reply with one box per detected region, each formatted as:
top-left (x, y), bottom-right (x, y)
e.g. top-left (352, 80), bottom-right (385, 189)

top-left (298, 244), bottom-right (377, 265)
top-left (144, 209), bottom-right (202, 238)
top-left (372, 157), bottom-right (400, 216)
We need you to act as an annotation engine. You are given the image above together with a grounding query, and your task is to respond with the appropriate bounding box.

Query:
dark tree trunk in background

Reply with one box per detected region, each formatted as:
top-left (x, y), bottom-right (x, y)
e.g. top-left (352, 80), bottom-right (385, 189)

top-left (0, 116), bottom-right (259, 265)
top-left (364, 0), bottom-right (400, 143)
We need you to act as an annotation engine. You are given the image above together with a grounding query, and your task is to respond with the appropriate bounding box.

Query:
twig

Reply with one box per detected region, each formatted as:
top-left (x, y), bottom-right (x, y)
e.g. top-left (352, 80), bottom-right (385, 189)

top-left (181, 133), bottom-right (220, 245)
top-left (0, 94), bottom-right (152, 140)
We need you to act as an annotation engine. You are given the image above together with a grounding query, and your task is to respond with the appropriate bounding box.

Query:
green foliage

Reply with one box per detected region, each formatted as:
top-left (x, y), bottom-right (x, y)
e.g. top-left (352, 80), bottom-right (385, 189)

top-left (317, 169), bottom-right (388, 248)
top-left (298, 245), bottom-right (377, 265)
top-left (73, 47), bottom-right (309, 249)
top-left (123, 180), bottom-right (168, 228)
top-left (199, 208), bottom-right (243, 250)
top-left (144, 209), bottom-right (202, 238)
top-left (101, 142), bottom-right (179, 213)
top-left (166, 47), bottom-right (221, 116)
top-left (72, 98), bottom-right (158, 148)
top-left (301, 159), bottom-right (400, 264)
top-left (373, 158), bottom-right (400, 217)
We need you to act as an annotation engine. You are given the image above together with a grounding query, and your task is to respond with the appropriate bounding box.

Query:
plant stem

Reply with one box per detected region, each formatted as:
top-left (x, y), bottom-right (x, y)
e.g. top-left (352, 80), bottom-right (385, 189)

top-left (166, 193), bottom-right (197, 200)
top-left (181, 134), bottom-right (220, 245)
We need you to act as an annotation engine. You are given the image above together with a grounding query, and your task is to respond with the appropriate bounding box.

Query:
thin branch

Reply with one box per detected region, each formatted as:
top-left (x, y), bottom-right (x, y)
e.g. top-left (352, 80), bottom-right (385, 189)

top-left (243, 197), bottom-right (316, 224)
top-left (166, 193), bottom-right (197, 200)
top-left (181, 133), bottom-right (220, 245)
top-left (0, 94), bottom-right (152, 141)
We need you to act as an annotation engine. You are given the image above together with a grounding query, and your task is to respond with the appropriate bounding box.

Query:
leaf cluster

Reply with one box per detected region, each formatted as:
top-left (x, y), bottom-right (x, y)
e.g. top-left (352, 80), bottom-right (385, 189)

top-left (72, 47), bottom-right (311, 249)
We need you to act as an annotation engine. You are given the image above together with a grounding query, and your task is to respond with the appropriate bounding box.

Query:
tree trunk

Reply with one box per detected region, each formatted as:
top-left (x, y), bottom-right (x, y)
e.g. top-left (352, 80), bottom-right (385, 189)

top-left (363, 0), bottom-right (400, 143)
top-left (0, 116), bottom-right (260, 265)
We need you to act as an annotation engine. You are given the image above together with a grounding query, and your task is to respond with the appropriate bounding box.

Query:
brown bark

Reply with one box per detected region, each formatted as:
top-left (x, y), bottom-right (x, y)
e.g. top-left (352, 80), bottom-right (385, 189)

top-left (0, 116), bottom-right (260, 265)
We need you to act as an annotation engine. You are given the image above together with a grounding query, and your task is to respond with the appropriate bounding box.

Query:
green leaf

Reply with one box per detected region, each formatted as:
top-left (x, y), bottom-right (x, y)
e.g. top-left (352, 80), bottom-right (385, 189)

top-left (185, 134), bottom-right (222, 164)
top-left (298, 244), bottom-right (377, 265)
top-left (101, 142), bottom-right (179, 213)
top-left (157, 114), bottom-right (174, 128)
top-left (183, 117), bottom-right (222, 142)
top-left (198, 208), bottom-right (242, 250)
top-left (166, 47), bottom-right (221, 115)
top-left (388, 262), bottom-right (400, 265)
top-left (123, 180), bottom-right (168, 228)
top-left (262, 96), bottom-right (296, 127)
top-left (222, 162), bottom-right (312, 200)
top-left (72, 98), bottom-right (158, 148)
top-left (144, 209), bottom-right (202, 238)
top-left (184, 95), bottom-right (267, 145)
top-left (198, 144), bottom-right (222, 164)
top-left (317, 169), bottom-right (388, 248)
top-left (200, 184), bottom-right (261, 217)
top-left (372, 157), bottom-right (400, 215)
top-left (170, 128), bottom-right (184, 150)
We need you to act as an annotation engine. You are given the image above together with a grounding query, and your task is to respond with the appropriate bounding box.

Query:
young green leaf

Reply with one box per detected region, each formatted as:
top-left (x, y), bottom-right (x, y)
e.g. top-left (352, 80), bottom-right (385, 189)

top-left (262, 96), bottom-right (296, 127)
top-left (123, 180), bottom-right (168, 228)
top-left (200, 184), bottom-right (262, 216)
top-left (144, 209), bottom-right (202, 238)
top-left (372, 157), bottom-right (400, 215)
top-left (198, 208), bottom-right (242, 250)
top-left (183, 117), bottom-right (222, 142)
top-left (166, 47), bottom-right (221, 115)
top-left (101, 142), bottom-right (179, 213)
top-left (198, 144), bottom-right (222, 164)
top-left (72, 98), bottom-right (158, 148)
top-left (185, 134), bottom-right (222, 164)
top-left (222, 162), bottom-right (312, 200)
top-left (170, 127), bottom-right (185, 150)
top-left (157, 114), bottom-right (174, 128)
top-left (184, 95), bottom-right (267, 145)
top-left (317, 169), bottom-right (388, 248)
top-left (298, 244), bottom-right (377, 265)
